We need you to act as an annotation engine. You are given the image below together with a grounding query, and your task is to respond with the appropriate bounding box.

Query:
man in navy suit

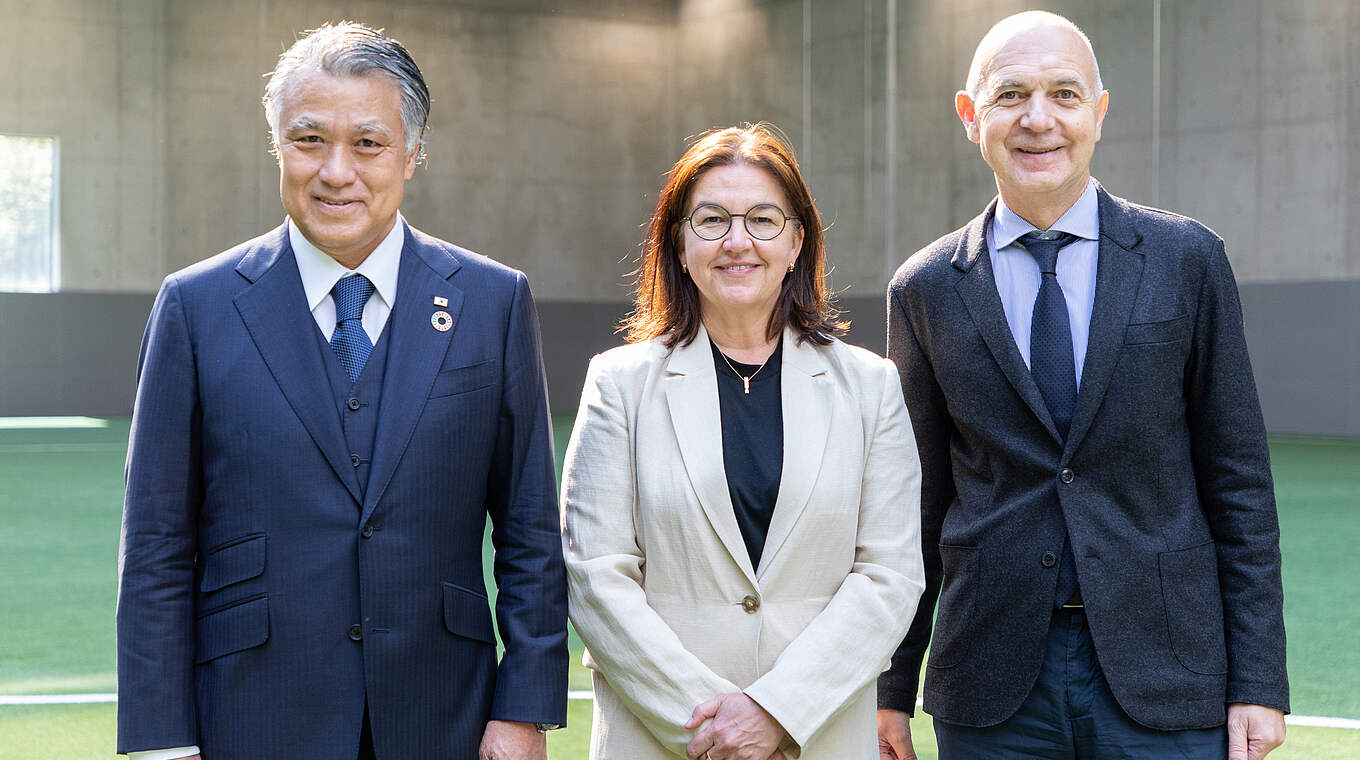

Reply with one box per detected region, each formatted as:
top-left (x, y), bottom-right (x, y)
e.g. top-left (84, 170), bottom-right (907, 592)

top-left (117, 22), bottom-right (567, 760)
top-left (879, 11), bottom-right (1288, 760)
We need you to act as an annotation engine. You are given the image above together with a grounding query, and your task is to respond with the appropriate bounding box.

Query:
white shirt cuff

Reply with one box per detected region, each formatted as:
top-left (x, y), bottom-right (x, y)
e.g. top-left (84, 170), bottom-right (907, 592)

top-left (127, 746), bottom-right (199, 759)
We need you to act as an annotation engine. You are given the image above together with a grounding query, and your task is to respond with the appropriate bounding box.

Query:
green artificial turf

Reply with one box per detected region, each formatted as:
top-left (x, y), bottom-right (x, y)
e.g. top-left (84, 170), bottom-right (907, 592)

top-left (0, 419), bottom-right (1356, 760)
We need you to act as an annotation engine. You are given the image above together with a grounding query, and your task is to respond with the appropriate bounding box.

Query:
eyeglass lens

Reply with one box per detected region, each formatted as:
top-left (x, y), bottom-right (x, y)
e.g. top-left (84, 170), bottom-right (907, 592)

top-left (688, 204), bottom-right (788, 240)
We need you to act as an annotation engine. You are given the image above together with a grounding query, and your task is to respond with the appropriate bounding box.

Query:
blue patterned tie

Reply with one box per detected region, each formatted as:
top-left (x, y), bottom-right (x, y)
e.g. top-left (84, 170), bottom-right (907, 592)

top-left (1021, 230), bottom-right (1082, 606)
top-left (331, 274), bottom-right (375, 382)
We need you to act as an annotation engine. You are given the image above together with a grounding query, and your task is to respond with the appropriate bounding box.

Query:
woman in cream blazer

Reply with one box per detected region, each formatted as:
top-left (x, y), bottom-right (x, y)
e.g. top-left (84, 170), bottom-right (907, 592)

top-left (561, 124), bottom-right (924, 760)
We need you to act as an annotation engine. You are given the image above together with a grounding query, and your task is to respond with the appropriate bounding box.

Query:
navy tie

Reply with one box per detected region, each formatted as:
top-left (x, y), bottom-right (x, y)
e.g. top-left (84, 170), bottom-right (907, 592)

top-left (331, 274), bottom-right (375, 382)
top-left (1021, 230), bottom-right (1082, 606)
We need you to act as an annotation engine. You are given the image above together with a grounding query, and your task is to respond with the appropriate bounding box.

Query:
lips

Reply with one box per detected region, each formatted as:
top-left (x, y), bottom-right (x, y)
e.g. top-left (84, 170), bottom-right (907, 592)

top-left (316, 197), bottom-right (360, 209)
top-left (717, 264), bottom-right (760, 273)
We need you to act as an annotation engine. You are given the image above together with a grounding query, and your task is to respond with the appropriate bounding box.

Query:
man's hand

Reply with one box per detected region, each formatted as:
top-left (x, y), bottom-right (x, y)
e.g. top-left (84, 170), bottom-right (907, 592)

top-left (478, 720), bottom-right (546, 760)
top-left (1228, 703), bottom-right (1285, 760)
top-left (877, 709), bottom-right (917, 760)
top-left (684, 693), bottom-right (787, 760)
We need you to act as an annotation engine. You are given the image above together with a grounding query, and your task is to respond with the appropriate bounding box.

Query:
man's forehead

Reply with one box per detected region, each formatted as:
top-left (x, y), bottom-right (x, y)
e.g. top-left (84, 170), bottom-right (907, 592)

top-left (978, 25), bottom-right (1097, 89)
top-left (279, 72), bottom-right (403, 130)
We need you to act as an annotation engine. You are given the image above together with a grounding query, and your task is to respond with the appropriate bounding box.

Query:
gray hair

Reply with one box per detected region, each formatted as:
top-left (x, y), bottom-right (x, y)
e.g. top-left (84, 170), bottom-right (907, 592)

top-left (966, 11), bottom-right (1103, 103)
top-left (264, 21), bottom-right (430, 161)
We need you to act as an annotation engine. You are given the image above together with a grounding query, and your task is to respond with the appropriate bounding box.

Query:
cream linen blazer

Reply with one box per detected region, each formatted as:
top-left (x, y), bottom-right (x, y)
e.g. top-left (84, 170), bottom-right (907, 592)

top-left (561, 325), bottom-right (925, 759)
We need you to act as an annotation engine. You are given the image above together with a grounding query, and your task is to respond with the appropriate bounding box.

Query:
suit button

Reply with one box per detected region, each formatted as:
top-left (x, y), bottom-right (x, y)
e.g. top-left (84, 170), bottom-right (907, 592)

top-left (1041, 551), bottom-right (1057, 568)
top-left (351, 454), bottom-right (361, 468)
top-left (347, 397), bottom-right (361, 411)
top-left (361, 523), bottom-right (374, 539)
top-left (740, 595), bottom-right (760, 613)
top-left (1059, 468), bottom-right (1075, 484)
top-left (348, 624), bottom-right (363, 641)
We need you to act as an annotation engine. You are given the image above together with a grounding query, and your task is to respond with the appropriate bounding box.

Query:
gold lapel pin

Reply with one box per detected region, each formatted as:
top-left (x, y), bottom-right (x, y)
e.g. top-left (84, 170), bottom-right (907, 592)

top-left (433, 296), bottom-right (448, 307)
top-left (431, 310), bottom-right (452, 332)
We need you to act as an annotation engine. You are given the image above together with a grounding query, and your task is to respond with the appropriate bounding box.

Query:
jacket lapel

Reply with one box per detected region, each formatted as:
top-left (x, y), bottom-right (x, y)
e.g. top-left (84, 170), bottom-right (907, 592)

top-left (664, 325), bottom-right (759, 586)
top-left (361, 224), bottom-right (462, 522)
top-left (757, 328), bottom-right (831, 577)
top-left (952, 202), bottom-right (1063, 444)
top-left (1064, 188), bottom-right (1145, 456)
top-left (233, 225), bottom-right (362, 504)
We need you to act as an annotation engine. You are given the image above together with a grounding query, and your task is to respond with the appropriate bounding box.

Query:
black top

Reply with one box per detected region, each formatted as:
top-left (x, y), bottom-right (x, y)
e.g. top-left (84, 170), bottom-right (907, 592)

top-left (712, 340), bottom-right (784, 569)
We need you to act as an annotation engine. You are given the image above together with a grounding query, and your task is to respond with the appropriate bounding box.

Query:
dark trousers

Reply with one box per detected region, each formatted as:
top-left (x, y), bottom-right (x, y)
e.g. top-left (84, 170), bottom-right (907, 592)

top-left (358, 706), bottom-right (375, 760)
top-left (934, 608), bottom-right (1227, 759)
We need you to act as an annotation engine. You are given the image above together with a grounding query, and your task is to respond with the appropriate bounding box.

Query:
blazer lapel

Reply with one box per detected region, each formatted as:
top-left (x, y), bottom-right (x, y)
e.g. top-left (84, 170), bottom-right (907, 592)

top-left (1064, 188), bottom-right (1145, 456)
top-left (664, 325), bottom-right (759, 586)
top-left (952, 202), bottom-right (1063, 444)
top-left (361, 224), bottom-right (462, 522)
top-left (233, 225), bottom-right (362, 505)
top-left (757, 328), bottom-right (831, 578)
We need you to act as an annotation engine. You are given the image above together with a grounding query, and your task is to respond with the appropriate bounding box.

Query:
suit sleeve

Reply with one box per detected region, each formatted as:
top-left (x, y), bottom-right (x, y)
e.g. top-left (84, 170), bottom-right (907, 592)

top-left (561, 356), bottom-right (743, 755)
top-left (484, 272), bottom-right (570, 725)
top-left (116, 276), bottom-right (203, 753)
top-left (1185, 243), bottom-right (1289, 713)
top-left (878, 280), bottom-right (956, 715)
top-left (741, 358), bottom-right (925, 750)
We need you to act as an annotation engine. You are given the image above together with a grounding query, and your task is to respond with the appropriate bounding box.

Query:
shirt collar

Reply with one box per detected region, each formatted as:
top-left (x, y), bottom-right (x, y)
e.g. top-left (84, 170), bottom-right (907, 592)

top-left (290, 212), bottom-right (405, 312)
top-left (992, 178), bottom-right (1100, 251)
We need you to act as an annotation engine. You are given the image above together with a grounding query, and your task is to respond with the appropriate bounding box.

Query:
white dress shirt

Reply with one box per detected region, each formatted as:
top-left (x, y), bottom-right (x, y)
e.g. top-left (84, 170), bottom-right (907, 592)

top-left (987, 178), bottom-right (1100, 390)
top-left (126, 215), bottom-right (405, 760)
top-left (291, 212), bottom-right (405, 344)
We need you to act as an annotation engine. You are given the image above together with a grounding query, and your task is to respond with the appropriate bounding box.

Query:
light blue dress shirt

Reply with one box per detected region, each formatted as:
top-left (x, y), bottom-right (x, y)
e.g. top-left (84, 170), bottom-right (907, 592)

top-left (987, 178), bottom-right (1101, 391)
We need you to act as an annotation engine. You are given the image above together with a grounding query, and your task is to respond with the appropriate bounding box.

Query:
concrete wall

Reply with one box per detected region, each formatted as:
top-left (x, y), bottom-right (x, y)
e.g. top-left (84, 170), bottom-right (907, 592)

top-left (0, 0), bottom-right (168, 291)
top-left (2, 0), bottom-right (1357, 435)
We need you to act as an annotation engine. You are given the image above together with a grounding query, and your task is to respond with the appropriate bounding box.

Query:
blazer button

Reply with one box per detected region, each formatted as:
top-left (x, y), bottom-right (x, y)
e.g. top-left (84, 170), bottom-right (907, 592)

top-left (348, 624), bottom-right (363, 641)
top-left (1041, 551), bottom-right (1057, 568)
top-left (1059, 468), bottom-right (1075, 484)
top-left (347, 397), bottom-right (361, 411)
top-left (351, 454), bottom-right (361, 468)
top-left (741, 595), bottom-right (760, 613)
top-left (361, 523), bottom-right (375, 539)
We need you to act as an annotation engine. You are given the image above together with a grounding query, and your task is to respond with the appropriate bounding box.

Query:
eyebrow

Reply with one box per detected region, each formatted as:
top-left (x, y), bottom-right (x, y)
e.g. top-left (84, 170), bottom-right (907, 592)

top-left (283, 117), bottom-right (324, 133)
top-left (354, 122), bottom-right (393, 137)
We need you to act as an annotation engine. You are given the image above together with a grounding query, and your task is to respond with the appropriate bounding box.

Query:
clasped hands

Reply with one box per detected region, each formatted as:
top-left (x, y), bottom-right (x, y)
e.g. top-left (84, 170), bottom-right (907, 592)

top-left (685, 693), bottom-right (789, 760)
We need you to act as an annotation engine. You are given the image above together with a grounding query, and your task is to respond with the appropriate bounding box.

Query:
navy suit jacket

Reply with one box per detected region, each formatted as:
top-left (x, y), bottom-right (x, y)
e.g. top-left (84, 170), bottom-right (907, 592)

top-left (881, 185), bottom-right (1288, 730)
top-left (117, 222), bottom-right (568, 758)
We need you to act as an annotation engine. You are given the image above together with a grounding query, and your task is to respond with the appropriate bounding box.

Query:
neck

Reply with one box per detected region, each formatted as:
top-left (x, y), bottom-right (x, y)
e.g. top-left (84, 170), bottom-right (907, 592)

top-left (997, 176), bottom-right (1088, 231)
top-left (703, 313), bottom-right (778, 365)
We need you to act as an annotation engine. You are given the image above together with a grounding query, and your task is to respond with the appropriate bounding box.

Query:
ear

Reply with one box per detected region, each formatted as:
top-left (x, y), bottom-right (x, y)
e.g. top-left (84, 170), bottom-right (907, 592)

top-left (403, 145), bottom-right (419, 179)
top-left (955, 90), bottom-right (981, 144)
top-left (1093, 90), bottom-right (1110, 142)
top-left (789, 222), bottom-right (805, 272)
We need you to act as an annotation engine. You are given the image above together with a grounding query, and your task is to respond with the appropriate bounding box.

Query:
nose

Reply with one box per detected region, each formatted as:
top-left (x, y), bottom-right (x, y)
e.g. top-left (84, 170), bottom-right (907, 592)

top-left (721, 216), bottom-right (754, 250)
top-left (318, 144), bottom-right (357, 186)
top-left (1018, 96), bottom-right (1056, 131)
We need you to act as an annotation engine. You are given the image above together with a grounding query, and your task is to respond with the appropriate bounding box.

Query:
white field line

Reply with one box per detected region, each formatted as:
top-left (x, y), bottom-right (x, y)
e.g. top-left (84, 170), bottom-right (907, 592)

top-left (0, 443), bottom-right (126, 454)
top-left (2, 692), bottom-right (1358, 729)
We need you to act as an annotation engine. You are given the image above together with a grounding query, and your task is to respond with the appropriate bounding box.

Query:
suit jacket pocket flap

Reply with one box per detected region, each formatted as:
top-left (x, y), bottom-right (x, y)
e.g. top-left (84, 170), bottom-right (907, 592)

top-left (429, 360), bottom-right (497, 399)
top-left (199, 533), bottom-right (266, 593)
top-left (1158, 542), bottom-right (1228, 675)
top-left (1124, 313), bottom-right (1190, 345)
top-left (442, 581), bottom-right (496, 644)
top-left (927, 544), bottom-right (980, 670)
top-left (195, 594), bottom-right (269, 664)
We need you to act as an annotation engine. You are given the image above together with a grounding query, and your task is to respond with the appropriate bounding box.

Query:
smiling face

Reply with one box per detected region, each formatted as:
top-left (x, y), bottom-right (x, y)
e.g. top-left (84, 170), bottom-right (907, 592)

top-left (956, 23), bottom-right (1108, 220)
top-left (678, 163), bottom-right (803, 330)
top-left (276, 69), bottom-right (417, 268)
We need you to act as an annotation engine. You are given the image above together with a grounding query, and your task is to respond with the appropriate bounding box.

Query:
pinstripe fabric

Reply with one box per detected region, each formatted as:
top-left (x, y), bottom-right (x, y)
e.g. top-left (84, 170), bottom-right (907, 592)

top-left (117, 223), bottom-right (568, 759)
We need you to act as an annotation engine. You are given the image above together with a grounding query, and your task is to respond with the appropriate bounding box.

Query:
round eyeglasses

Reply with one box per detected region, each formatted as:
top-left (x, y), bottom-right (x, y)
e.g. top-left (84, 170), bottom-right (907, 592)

top-left (682, 203), bottom-right (797, 241)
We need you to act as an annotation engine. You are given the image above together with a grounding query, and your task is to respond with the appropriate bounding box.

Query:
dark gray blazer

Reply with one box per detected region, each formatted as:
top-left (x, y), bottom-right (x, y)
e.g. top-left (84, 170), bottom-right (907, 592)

top-left (880, 184), bottom-right (1288, 730)
top-left (117, 223), bottom-right (568, 758)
